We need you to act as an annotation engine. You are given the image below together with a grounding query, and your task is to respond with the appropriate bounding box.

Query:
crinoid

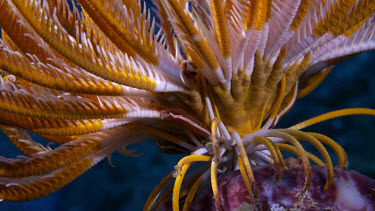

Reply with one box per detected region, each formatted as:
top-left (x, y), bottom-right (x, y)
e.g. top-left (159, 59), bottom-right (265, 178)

top-left (0, 0), bottom-right (374, 210)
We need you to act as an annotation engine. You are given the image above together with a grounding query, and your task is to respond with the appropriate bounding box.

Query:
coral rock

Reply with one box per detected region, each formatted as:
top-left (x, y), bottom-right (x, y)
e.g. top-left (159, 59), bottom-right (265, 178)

top-left (161, 165), bottom-right (375, 211)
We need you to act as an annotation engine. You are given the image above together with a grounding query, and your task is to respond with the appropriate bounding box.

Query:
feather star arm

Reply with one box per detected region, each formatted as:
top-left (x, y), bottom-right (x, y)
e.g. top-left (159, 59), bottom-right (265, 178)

top-left (8, 0), bottom-right (184, 92)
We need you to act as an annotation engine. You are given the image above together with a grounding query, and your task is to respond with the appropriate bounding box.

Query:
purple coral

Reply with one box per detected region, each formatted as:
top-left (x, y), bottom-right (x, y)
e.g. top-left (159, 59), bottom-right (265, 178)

top-left (160, 164), bottom-right (375, 211)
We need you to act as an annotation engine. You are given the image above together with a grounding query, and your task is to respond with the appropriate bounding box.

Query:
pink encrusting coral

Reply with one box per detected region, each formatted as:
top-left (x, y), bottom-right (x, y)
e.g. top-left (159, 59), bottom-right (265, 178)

top-left (160, 162), bottom-right (375, 211)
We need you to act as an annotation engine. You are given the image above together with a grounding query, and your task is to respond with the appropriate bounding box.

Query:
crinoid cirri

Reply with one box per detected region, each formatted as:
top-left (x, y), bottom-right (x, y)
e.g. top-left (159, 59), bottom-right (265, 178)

top-left (0, 0), bottom-right (374, 210)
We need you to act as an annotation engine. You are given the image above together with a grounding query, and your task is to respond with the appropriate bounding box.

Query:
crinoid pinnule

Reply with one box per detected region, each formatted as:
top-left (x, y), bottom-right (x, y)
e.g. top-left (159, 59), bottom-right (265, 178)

top-left (0, 0), bottom-right (374, 210)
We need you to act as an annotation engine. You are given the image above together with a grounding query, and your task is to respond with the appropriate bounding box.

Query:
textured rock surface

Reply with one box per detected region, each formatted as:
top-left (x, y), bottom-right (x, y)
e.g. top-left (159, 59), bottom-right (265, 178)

top-left (160, 165), bottom-right (375, 211)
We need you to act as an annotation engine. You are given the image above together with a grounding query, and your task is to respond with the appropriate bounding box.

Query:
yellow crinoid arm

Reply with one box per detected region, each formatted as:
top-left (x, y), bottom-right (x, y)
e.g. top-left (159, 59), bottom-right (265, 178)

top-left (172, 154), bottom-right (212, 211)
top-left (243, 0), bottom-right (271, 31)
top-left (211, 160), bottom-right (224, 210)
top-left (162, 0), bottom-right (225, 85)
top-left (252, 136), bottom-right (282, 180)
top-left (0, 127), bottom-right (135, 202)
top-left (44, 1), bottom-right (78, 37)
top-left (0, 125), bottom-right (140, 177)
top-left (268, 130), bottom-right (311, 193)
top-left (0, 75), bottom-right (163, 122)
top-left (0, 1), bottom-right (54, 63)
top-left (0, 125), bottom-right (50, 156)
top-left (210, 0), bottom-right (231, 73)
top-left (153, 0), bottom-right (177, 56)
top-left (237, 155), bottom-right (253, 196)
top-left (232, 131), bottom-right (258, 204)
top-left (27, 119), bottom-right (108, 136)
top-left (173, 163), bottom-right (190, 211)
top-left (0, 125), bottom-right (147, 202)
top-left (308, 132), bottom-right (348, 169)
top-left (0, 135), bottom-right (102, 178)
top-left (298, 66), bottom-right (333, 99)
top-left (0, 46), bottom-right (148, 96)
top-left (0, 1), bottom-right (159, 96)
top-left (143, 172), bottom-right (174, 211)
top-left (7, 0), bottom-right (181, 92)
top-left (276, 143), bottom-right (325, 167)
top-left (311, 0), bottom-right (358, 38)
top-left (0, 83), bottom-right (127, 120)
top-left (76, 0), bottom-right (156, 65)
top-left (285, 0), bottom-right (375, 65)
top-left (269, 77), bottom-right (287, 119)
top-left (289, 0), bottom-right (312, 31)
top-left (40, 135), bottom-right (82, 145)
top-left (0, 108), bottom-right (130, 137)
top-left (0, 154), bottom-right (95, 201)
top-left (278, 129), bottom-right (333, 190)
top-left (262, 77), bottom-right (286, 129)
top-left (289, 108), bottom-right (375, 130)
top-left (166, 0), bottom-right (218, 69)
top-left (182, 170), bottom-right (209, 211)
top-left (183, 179), bottom-right (203, 211)
top-left (324, 0), bottom-right (375, 38)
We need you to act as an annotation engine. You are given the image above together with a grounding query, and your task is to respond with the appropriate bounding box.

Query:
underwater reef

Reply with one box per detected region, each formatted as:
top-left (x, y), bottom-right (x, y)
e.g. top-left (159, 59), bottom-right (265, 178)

top-left (0, 0), bottom-right (375, 210)
top-left (160, 163), bottom-right (375, 210)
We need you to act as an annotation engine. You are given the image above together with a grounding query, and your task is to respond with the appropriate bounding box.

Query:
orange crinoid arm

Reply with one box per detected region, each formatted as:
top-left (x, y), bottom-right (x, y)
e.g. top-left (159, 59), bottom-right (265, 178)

top-left (0, 0), bottom-right (374, 209)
